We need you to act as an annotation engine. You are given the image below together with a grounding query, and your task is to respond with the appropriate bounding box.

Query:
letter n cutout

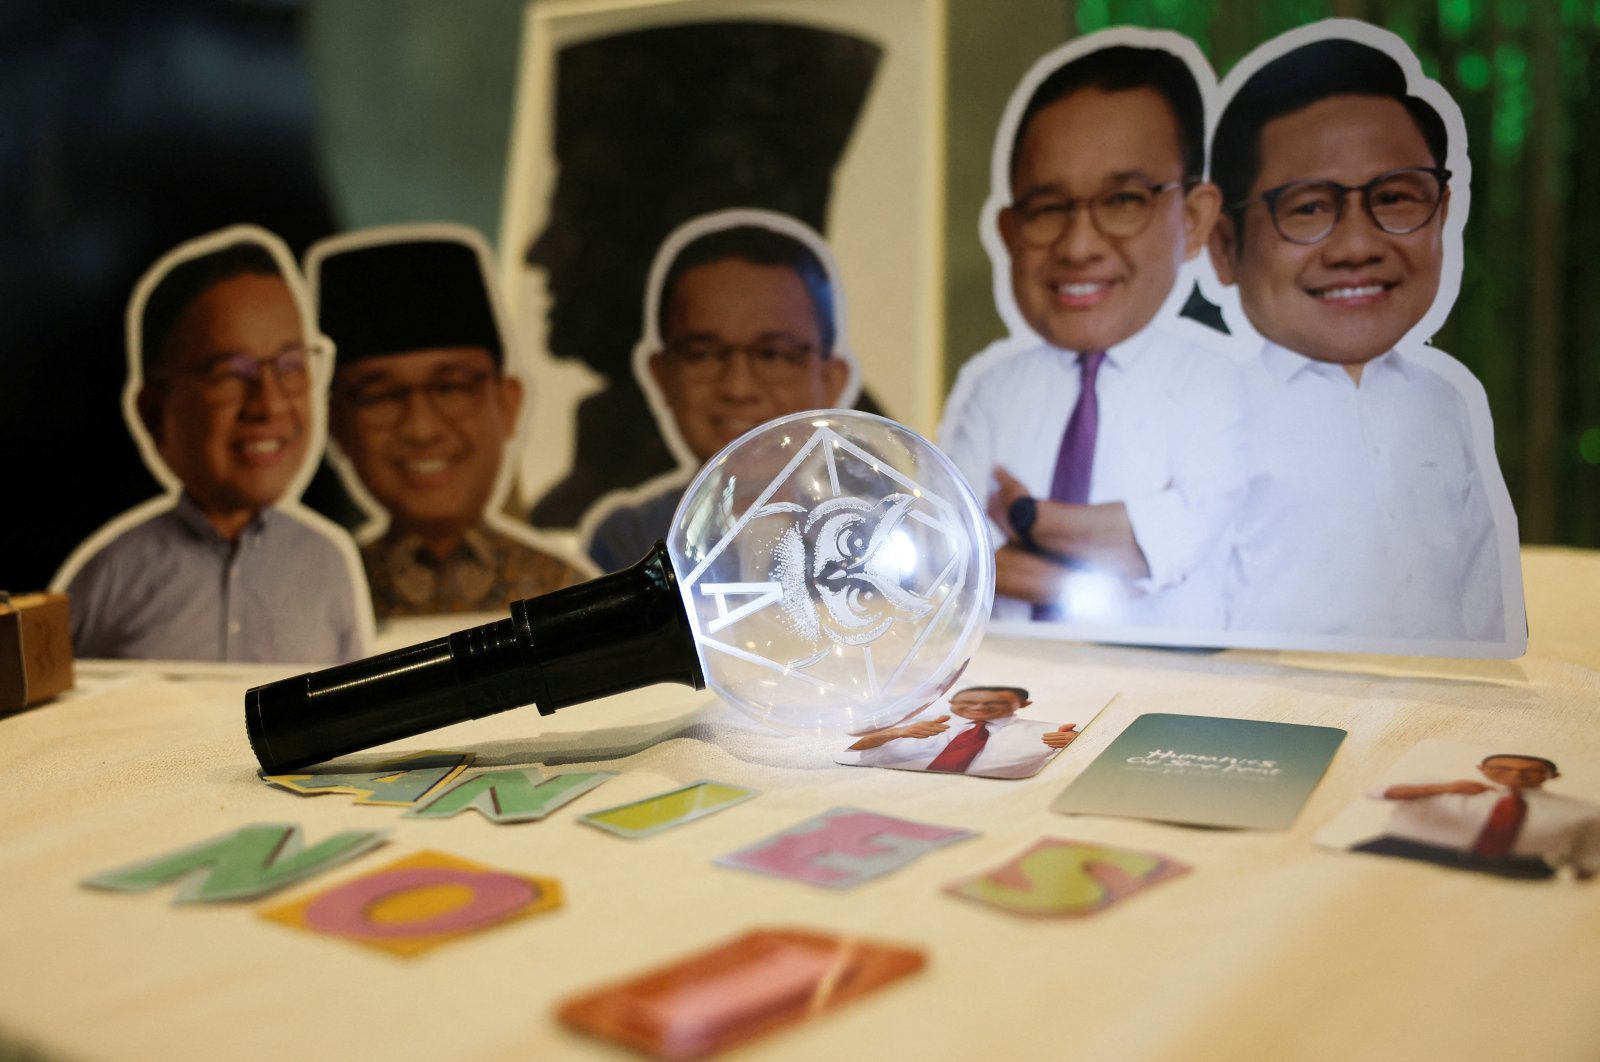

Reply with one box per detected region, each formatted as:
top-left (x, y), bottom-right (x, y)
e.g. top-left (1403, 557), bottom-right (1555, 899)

top-left (82, 824), bottom-right (387, 904)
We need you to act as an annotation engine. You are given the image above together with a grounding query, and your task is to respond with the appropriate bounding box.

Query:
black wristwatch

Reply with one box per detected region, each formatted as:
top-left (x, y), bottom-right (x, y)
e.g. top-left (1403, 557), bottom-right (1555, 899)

top-left (1008, 494), bottom-right (1039, 552)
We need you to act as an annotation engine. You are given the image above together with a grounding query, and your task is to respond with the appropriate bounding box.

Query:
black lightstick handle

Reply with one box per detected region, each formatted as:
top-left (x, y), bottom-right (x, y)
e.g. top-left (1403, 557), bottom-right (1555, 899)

top-left (245, 542), bottom-right (703, 774)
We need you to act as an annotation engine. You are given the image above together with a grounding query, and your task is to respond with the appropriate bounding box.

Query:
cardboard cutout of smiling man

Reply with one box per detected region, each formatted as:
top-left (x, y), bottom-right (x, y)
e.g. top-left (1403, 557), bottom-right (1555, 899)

top-left (53, 225), bottom-right (372, 663)
top-left (1205, 22), bottom-right (1526, 655)
top-left (308, 223), bottom-right (590, 618)
top-left (939, 29), bottom-right (1246, 640)
top-left (582, 209), bottom-right (859, 573)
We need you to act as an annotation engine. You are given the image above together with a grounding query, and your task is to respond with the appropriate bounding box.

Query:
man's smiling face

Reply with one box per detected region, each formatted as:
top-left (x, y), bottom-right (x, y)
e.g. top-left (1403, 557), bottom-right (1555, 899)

top-left (331, 346), bottom-right (521, 543)
top-left (648, 257), bottom-right (847, 462)
top-left (1478, 756), bottom-right (1556, 791)
top-left (145, 273), bottom-right (311, 530)
top-left (1210, 94), bottom-right (1448, 366)
top-left (948, 689), bottom-right (1029, 722)
top-left (999, 85), bottom-right (1212, 353)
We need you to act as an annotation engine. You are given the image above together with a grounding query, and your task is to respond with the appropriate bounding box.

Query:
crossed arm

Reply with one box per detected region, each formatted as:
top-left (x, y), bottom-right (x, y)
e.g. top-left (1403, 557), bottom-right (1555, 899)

top-left (986, 467), bottom-right (1151, 605)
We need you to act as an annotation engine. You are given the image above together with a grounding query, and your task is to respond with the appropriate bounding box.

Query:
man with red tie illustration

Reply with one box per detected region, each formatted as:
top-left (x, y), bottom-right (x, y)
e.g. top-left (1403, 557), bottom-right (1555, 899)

top-left (845, 686), bottom-right (1077, 780)
top-left (1355, 754), bottom-right (1600, 880)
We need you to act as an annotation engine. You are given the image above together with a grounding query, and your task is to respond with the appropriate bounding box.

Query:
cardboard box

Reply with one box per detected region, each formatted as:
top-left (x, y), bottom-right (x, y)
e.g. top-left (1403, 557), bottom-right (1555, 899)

top-left (0, 592), bottom-right (75, 711)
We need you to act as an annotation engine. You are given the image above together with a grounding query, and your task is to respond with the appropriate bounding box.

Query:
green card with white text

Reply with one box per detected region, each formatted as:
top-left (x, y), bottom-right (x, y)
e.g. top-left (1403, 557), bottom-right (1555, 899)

top-left (1051, 714), bottom-right (1345, 829)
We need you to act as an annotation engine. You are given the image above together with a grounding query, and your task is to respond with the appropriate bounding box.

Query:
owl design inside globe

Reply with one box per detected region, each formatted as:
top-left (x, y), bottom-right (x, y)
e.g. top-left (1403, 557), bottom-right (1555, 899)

top-left (771, 493), bottom-right (935, 654)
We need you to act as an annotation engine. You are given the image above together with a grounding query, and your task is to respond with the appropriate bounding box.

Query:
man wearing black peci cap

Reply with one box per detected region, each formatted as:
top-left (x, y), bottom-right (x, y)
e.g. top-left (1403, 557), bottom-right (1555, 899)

top-left (312, 227), bottom-right (586, 618)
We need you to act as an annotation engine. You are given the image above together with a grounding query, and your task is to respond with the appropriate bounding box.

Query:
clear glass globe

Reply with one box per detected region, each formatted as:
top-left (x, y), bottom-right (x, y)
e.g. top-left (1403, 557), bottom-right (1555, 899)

top-left (667, 410), bottom-right (994, 735)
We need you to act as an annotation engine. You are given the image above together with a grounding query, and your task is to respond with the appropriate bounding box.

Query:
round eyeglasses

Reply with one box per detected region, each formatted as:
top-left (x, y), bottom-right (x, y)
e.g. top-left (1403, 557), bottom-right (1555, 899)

top-left (661, 337), bottom-right (819, 384)
top-left (1250, 167), bottom-right (1451, 245)
top-left (1009, 180), bottom-right (1186, 245)
top-left (163, 344), bottom-right (318, 408)
top-left (338, 369), bottom-right (494, 429)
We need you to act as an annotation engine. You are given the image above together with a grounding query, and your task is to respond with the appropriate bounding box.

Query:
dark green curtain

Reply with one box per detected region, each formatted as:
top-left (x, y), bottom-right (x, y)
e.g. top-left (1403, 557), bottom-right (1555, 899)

top-left (1069, 0), bottom-right (1600, 548)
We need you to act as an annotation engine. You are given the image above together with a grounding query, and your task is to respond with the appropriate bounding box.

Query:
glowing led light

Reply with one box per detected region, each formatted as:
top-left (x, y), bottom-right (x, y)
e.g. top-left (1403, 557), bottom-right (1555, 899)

top-left (1056, 569), bottom-right (1126, 623)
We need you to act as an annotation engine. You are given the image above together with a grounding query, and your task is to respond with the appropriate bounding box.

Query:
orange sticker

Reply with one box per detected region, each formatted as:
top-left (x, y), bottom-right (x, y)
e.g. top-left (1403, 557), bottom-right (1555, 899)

top-left (559, 928), bottom-right (924, 1059)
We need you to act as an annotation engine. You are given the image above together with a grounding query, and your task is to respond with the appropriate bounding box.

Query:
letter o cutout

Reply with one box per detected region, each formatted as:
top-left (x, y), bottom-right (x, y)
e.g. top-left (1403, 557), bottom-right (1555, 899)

top-left (303, 866), bottom-right (538, 938)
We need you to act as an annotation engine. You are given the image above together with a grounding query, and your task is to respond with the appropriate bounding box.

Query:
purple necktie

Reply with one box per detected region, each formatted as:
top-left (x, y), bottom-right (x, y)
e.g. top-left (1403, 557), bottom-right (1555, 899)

top-left (1033, 350), bottom-right (1105, 621)
top-left (1049, 350), bottom-right (1106, 505)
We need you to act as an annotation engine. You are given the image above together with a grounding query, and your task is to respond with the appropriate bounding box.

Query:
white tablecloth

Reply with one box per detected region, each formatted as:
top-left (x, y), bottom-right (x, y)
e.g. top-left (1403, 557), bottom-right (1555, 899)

top-left (1, 547), bottom-right (1596, 1061)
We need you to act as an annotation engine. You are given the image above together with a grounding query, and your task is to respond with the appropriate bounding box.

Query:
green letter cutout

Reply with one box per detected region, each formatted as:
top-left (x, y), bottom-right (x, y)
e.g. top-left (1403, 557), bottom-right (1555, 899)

top-left (407, 770), bottom-right (615, 823)
top-left (262, 752), bottom-right (470, 805)
top-left (82, 824), bottom-right (387, 904)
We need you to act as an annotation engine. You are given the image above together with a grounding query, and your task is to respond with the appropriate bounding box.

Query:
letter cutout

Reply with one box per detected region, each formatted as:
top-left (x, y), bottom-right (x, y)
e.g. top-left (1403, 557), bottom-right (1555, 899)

top-left (717, 807), bottom-right (976, 888)
top-left (82, 823), bottom-right (388, 904)
top-left (699, 582), bottom-right (785, 634)
top-left (405, 770), bottom-right (615, 823)
top-left (260, 850), bottom-right (562, 956)
top-left (558, 929), bottom-right (925, 1059)
top-left (579, 781), bottom-right (758, 839)
top-left (262, 751), bottom-right (471, 806)
top-left (944, 838), bottom-right (1190, 917)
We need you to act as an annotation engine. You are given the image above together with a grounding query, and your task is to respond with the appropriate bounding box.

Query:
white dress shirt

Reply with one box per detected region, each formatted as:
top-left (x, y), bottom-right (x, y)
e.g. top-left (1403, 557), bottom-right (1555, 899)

top-left (1225, 343), bottom-right (1504, 642)
top-left (845, 713), bottom-right (1068, 779)
top-left (940, 318), bottom-right (1247, 628)
top-left (1371, 783), bottom-right (1600, 875)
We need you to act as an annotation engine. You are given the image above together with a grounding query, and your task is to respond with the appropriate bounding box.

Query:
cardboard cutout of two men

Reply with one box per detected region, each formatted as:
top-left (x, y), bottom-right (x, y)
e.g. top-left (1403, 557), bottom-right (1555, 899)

top-left (940, 22), bottom-right (1526, 658)
top-left (57, 19), bottom-right (1526, 664)
top-left (55, 222), bottom-right (588, 663)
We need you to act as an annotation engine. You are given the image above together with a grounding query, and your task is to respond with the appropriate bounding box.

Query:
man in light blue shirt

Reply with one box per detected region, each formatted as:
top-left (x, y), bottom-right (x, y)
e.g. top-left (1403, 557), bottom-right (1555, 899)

top-left (57, 230), bottom-right (368, 663)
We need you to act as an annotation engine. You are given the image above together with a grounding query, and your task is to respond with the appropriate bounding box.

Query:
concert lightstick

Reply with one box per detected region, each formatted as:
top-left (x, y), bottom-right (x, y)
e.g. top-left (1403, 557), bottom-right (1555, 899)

top-left (245, 411), bottom-right (994, 773)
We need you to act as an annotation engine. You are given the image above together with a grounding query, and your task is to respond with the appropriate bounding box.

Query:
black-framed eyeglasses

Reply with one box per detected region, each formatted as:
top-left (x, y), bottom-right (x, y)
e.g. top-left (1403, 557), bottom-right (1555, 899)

top-left (1245, 167), bottom-right (1451, 245)
top-left (661, 337), bottom-right (818, 384)
top-left (338, 369), bottom-right (494, 429)
top-left (1009, 179), bottom-right (1186, 245)
top-left (160, 344), bottom-right (320, 407)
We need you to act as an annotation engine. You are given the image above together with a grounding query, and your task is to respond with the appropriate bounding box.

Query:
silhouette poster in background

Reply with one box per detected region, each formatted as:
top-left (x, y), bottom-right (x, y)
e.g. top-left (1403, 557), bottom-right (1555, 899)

top-left (581, 209), bottom-right (859, 573)
top-left (502, 0), bottom-right (944, 528)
